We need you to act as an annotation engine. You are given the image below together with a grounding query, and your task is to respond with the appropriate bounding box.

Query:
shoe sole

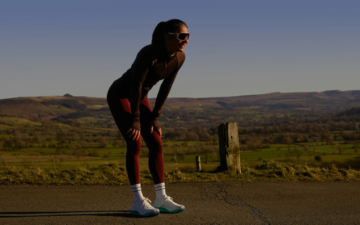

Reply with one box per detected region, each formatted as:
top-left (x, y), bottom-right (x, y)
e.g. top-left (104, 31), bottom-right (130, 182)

top-left (155, 206), bottom-right (185, 214)
top-left (130, 210), bottom-right (159, 217)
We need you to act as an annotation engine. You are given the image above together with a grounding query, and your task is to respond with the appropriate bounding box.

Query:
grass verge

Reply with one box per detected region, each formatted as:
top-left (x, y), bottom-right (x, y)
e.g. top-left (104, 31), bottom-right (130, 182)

top-left (1, 160), bottom-right (360, 185)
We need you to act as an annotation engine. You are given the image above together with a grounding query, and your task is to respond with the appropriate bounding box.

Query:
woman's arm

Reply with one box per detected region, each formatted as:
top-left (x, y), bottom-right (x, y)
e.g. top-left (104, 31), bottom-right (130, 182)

top-left (129, 47), bottom-right (152, 133)
top-left (151, 52), bottom-right (186, 133)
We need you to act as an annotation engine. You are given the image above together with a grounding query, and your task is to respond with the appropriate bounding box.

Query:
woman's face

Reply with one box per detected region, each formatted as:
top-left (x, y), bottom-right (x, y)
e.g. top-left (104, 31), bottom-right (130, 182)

top-left (165, 24), bottom-right (189, 55)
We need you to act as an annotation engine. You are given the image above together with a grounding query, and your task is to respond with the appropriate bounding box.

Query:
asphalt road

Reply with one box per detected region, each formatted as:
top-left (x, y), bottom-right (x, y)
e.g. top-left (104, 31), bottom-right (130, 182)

top-left (1, 181), bottom-right (360, 225)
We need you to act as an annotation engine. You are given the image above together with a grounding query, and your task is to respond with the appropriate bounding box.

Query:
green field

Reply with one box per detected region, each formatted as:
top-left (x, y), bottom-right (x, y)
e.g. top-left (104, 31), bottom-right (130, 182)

top-left (1, 114), bottom-right (360, 185)
top-left (1, 142), bottom-right (359, 172)
top-left (1, 115), bottom-right (359, 171)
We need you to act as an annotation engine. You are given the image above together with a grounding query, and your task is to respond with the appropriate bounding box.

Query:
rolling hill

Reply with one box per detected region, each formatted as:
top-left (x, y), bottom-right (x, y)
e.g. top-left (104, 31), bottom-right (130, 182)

top-left (1, 90), bottom-right (360, 122)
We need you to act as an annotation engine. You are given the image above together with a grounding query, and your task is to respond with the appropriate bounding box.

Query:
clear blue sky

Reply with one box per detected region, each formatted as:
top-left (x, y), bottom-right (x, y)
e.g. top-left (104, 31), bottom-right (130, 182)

top-left (1, 0), bottom-right (359, 99)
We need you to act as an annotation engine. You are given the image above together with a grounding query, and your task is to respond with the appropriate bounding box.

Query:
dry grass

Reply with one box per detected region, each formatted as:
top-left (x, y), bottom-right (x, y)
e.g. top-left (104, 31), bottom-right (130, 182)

top-left (1, 160), bottom-right (360, 186)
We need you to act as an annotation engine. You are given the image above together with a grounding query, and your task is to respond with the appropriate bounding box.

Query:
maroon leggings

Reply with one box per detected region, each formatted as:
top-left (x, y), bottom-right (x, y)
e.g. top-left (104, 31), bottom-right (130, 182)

top-left (107, 97), bottom-right (164, 185)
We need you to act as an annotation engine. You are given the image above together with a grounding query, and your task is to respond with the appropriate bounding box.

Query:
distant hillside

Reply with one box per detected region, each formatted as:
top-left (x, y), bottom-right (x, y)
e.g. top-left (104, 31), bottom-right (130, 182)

top-left (0, 96), bottom-right (108, 121)
top-left (337, 107), bottom-right (360, 116)
top-left (163, 90), bottom-right (360, 109)
top-left (1, 90), bottom-right (360, 122)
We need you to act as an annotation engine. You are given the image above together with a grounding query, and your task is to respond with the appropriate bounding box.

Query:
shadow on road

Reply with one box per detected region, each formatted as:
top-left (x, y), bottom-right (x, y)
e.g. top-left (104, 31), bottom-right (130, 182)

top-left (0, 210), bottom-right (155, 219)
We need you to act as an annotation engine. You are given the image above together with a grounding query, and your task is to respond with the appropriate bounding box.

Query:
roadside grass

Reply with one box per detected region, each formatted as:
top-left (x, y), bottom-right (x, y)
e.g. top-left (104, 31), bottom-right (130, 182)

top-left (2, 137), bottom-right (360, 185)
top-left (1, 160), bottom-right (360, 185)
top-left (1, 141), bottom-right (360, 169)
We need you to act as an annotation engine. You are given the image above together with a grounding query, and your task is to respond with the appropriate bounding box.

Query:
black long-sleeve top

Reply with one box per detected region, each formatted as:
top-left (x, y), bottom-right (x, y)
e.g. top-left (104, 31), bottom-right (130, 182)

top-left (107, 44), bottom-right (186, 131)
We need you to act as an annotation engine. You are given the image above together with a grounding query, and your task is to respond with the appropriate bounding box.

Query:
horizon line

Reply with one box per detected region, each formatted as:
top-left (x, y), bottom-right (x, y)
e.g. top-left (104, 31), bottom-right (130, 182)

top-left (1, 89), bottom-right (360, 101)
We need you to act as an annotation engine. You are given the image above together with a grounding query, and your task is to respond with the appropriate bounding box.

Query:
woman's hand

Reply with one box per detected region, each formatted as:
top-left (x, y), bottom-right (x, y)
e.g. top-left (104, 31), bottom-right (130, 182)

top-left (127, 128), bottom-right (141, 141)
top-left (150, 122), bottom-right (162, 137)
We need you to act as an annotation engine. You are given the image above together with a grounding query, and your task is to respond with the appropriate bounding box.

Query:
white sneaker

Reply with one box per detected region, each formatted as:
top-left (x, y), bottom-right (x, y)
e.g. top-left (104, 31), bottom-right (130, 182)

top-left (130, 198), bottom-right (160, 217)
top-left (152, 196), bottom-right (185, 213)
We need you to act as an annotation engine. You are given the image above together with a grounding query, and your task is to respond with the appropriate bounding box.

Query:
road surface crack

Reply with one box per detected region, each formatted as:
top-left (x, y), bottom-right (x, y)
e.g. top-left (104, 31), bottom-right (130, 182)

top-left (201, 183), bottom-right (271, 225)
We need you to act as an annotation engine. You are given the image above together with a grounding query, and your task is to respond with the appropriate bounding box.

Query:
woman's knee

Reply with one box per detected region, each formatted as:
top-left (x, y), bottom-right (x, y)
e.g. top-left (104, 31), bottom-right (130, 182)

top-left (148, 139), bottom-right (163, 156)
top-left (125, 138), bottom-right (142, 156)
top-left (154, 140), bottom-right (163, 151)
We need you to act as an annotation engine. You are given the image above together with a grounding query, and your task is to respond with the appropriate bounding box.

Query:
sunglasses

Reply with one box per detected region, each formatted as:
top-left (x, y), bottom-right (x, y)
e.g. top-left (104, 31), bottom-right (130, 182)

top-left (168, 33), bottom-right (190, 41)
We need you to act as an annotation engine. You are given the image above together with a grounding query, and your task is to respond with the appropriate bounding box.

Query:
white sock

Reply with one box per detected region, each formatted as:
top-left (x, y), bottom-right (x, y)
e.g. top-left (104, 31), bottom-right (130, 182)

top-left (131, 184), bottom-right (144, 202)
top-left (154, 183), bottom-right (167, 200)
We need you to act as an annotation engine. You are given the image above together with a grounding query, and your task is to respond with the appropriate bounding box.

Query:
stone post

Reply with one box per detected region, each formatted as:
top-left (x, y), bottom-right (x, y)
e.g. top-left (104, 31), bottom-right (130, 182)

top-left (218, 122), bottom-right (241, 173)
top-left (196, 156), bottom-right (201, 171)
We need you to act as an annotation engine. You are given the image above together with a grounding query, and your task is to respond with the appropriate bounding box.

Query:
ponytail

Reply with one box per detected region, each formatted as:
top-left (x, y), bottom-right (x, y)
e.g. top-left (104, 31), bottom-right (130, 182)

top-left (152, 21), bottom-right (166, 46)
top-left (151, 19), bottom-right (188, 47)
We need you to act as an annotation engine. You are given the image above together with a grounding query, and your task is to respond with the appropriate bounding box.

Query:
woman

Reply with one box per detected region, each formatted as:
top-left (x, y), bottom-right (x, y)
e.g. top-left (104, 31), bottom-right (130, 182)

top-left (107, 19), bottom-right (189, 217)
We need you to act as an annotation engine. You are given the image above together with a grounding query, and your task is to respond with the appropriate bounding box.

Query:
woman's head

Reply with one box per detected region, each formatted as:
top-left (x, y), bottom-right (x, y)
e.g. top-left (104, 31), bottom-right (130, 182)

top-left (152, 19), bottom-right (189, 55)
